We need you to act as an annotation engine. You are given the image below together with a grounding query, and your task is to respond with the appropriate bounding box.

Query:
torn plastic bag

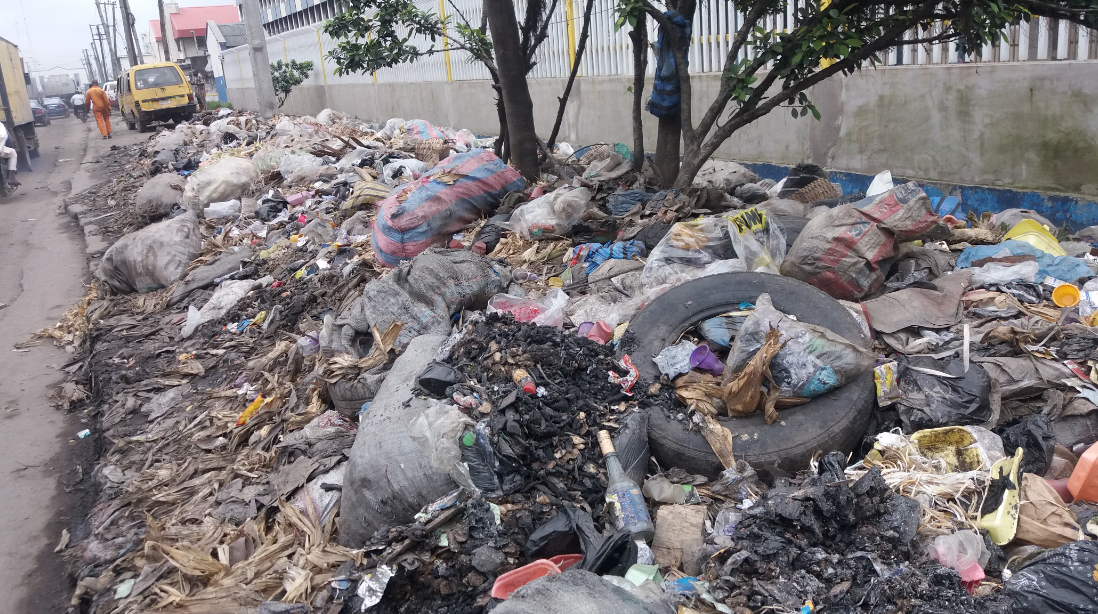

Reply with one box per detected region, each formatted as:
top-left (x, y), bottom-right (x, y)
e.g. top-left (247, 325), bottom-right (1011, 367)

top-left (895, 356), bottom-right (993, 432)
top-left (928, 530), bottom-right (989, 583)
top-left (182, 277), bottom-right (268, 338)
top-left (203, 199), bottom-right (241, 219)
top-left (697, 315), bottom-right (746, 348)
top-left (416, 361), bottom-right (464, 397)
top-left (726, 207), bottom-right (786, 273)
top-left (727, 293), bottom-right (875, 398)
top-left (578, 531), bottom-right (640, 577)
top-left (525, 505), bottom-right (602, 560)
top-left (612, 411), bottom-right (649, 486)
top-left (780, 182), bottom-right (949, 300)
top-left (408, 402), bottom-right (475, 491)
top-left (278, 153), bottom-right (325, 183)
top-left (97, 211), bottom-right (202, 294)
top-left (997, 415), bottom-right (1056, 476)
top-left (1005, 540), bottom-right (1098, 614)
top-left (972, 260), bottom-right (1040, 286)
top-left (487, 289), bottom-right (569, 327)
top-left (460, 419), bottom-right (522, 497)
top-left (380, 159), bottom-right (429, 185)
top-left (501, 187), bottom-right (592, 240)
top-left (372, 149), bottom-right (524, 266)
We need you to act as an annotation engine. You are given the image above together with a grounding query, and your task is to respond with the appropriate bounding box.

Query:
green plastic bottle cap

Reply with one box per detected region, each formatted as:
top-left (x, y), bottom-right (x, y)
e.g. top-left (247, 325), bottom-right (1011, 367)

top-left (462, 432), bottom-right (476, 446)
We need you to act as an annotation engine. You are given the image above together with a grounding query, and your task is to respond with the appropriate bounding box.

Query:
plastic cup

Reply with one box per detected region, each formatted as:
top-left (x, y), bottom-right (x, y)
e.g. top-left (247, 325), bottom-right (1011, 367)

top-left (1053, 283), bottom-right (1081, 308)
top-left (689, 344), bottom-right (725, 376)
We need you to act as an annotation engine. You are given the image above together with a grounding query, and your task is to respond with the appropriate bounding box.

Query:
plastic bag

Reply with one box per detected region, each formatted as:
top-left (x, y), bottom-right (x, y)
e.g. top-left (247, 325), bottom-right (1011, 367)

top-left (728, 293), bottom-right (874, 398)
top-left (929, 530), bottom-right (989, 582)
top-left (972, 260), bottom-right (1040, 286)
top-left (895, 356), bottom-right (993, 432)
top-left (501, 187), bottom-right (592, 240)
top-left (380, 159), bottom-right (428, 185)
top-left (640, 216), bottom-right (741, 287)
top-left (653, 340), bottom-right (697, 378)
top-left (182, 156), bottom-right (260, 214)
top-left (203, 199), bottom-right (241, 219)
top-left (408, 402), bottom-right (474, 474)
top-left (181, 277), bottom-right (267, 337)
top-left (958, 240), bottom-right (1092, 283)
top-left (997, 415), bottom-right (1056, 476)
top-left (727, 207), bottom-right (786, 273)
top-left (487, 289), bottom-right (569, 327)
top-left (98, 211), bottom-right (202, 294)
top-left (1006, 541), bottom-right (1098, 614)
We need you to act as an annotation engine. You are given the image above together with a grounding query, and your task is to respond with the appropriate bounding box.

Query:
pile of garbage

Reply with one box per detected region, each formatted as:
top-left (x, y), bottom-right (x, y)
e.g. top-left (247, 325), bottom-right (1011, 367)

top-left (45, 107), bottom-right (1098, 614)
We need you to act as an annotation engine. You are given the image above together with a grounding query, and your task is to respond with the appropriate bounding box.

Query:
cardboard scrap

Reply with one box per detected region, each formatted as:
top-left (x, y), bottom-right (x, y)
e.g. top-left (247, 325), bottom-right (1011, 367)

top-left (651, 504), bottom-right (707, 576)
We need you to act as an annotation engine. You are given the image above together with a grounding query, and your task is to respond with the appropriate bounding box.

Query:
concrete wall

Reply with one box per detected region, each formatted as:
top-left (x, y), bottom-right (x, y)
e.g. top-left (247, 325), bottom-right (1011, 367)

top-left (228, 60), bottom-right (1098, 195)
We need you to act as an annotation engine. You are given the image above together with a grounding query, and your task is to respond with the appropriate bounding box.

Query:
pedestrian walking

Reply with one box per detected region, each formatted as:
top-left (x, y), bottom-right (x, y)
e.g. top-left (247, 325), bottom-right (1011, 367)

top-left (191, 72), bottom-right (207, 111)
top-left (85, 80), bottom-right (113, 139)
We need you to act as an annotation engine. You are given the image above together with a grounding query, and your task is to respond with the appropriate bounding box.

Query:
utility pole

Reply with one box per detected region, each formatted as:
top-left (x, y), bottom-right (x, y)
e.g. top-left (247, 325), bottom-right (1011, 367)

top-left (117, 0), bottom-right (139, 67)
top-left (89, 27), bottom-right (107, 82)
top-left (240, 0), bottom-right (276, 118)
top-left (95, 1), bottom-right (123, 76)
top-left (82, 51), bottom-right (95, 86)
top-left (157, 0), bottom-right (171, 62)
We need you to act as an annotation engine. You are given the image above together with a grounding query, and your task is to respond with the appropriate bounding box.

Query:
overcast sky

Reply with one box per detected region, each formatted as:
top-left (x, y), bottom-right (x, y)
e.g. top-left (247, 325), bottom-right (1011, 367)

top-left (1, 0), bottom-right (235, 82)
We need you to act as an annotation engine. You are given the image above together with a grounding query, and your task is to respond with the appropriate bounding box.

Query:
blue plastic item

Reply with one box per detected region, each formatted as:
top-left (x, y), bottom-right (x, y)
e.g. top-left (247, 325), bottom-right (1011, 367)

top-left (957, 240), bottom-right (1091, 282)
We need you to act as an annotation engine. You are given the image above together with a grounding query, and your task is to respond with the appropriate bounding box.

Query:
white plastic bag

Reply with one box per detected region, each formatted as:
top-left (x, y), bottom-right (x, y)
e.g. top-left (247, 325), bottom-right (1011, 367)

top-left (409, 402), bottom-right (475, 471)
top-left (279, 153), bottom-right (325, 180)
top-left (727, 207), bottom-right (786, 273)
top-left (181, 277), bottom-right (269, 337)
top-left (487, 289), bottom-right (569, 327)
top-left (640, 216), bottom-right (741, 288)
top-left (654, 340), bottom-right (698, 378)
top-left (378, 117), bottom-right (406, 138)
top-left (203, 199), bottom-right (241, 219)
top-left (182, 156), bottom-right (260, 214)
top-left (928, 530), bottom-right (989, 582)
top-left (972, 260), bottom-right (1040, 286)
top-left (380, 159), bottom-right (429, 185)
top-left (500, 187), bottom-right (592, 240)
top-left (866, 170), bottom-right (894, 197)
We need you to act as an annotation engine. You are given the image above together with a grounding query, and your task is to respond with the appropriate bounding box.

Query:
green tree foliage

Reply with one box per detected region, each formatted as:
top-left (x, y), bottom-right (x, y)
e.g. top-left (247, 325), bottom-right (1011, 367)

top-left (271, 59), bottom-right (315, 108)
top-left (631, 0), bottom-right (1098, 187)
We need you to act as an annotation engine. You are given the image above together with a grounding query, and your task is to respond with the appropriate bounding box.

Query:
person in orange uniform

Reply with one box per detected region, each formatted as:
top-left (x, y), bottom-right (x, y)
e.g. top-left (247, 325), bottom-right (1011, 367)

top-left (85, 81), bottom-right (113, 139)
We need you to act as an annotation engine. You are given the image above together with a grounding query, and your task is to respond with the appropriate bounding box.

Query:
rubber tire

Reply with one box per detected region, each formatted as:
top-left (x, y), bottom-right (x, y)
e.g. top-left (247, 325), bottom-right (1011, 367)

top-left (136, 114), bottom-right (147, 133)
top-left (126, 112), bottom-right (136, 130)
top-left (619, 272), bottom-right (875, 478)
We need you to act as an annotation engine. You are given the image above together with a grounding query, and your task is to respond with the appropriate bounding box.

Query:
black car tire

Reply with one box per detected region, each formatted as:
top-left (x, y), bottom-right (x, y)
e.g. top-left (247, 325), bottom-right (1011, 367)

top-left (619, 272), bottom-right (876, 478)
top-left (136, 114), bottom-right (147, 133)
top-left (126, 112), bottom-right (136, 131)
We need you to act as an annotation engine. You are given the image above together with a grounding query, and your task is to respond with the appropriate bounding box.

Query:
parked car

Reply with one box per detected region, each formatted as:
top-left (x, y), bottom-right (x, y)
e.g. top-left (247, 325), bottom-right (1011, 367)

top-left (104, 81), bottom-right (119, 109)
top-left (42, 97), bottom-right (69, 118)
top-left (29, 100), bottom-right (51, 126)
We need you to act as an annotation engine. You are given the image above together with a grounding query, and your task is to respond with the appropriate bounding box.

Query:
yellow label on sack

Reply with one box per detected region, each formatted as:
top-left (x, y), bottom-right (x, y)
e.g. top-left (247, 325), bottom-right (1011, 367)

top-left (731, 207), bottom-right (768, 235)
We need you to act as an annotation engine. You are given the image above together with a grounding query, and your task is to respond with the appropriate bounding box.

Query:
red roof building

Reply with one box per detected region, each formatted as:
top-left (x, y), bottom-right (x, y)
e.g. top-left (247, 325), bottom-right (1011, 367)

top-left (148, 2), bottom-right (240, 73)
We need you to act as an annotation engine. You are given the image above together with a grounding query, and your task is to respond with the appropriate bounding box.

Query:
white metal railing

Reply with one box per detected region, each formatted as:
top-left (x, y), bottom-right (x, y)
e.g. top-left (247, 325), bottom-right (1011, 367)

top-left (221, 0), bottom-right (1098, 92)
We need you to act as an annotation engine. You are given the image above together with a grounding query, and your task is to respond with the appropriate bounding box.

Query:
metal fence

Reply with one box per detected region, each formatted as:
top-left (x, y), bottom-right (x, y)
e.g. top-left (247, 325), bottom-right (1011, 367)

top-left (222, 0), bottom-right (1098, 91)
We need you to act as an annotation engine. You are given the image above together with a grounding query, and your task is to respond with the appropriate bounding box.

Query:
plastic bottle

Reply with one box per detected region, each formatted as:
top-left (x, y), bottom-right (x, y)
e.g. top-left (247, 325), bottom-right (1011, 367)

top-left (1067, 441), bottom-right (1098, 503)
top-left (512, 368), bottom-right (536, 394)
top-left (598, 430), bottom-right (655, 541)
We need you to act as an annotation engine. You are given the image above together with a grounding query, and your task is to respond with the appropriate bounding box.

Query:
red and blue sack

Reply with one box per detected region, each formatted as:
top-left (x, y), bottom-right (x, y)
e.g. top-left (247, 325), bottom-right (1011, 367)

top-left (372, 148), bottom-right (525, 267)
top-left (404, 119), bottom-right (445, 140)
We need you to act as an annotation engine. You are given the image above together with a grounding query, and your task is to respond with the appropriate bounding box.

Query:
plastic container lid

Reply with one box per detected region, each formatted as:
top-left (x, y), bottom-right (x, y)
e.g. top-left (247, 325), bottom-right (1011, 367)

top-left (1003, 219), bottom-right (1067, 257)
top-left (1052, 283), bottom-right (1081, 308)
top-left (490, 559), bottom-right (560, 600)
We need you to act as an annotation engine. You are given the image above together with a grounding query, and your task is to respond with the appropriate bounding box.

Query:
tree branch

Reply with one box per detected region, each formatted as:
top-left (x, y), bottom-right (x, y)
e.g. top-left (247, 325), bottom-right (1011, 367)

top-left (546, 0), bottom-right (596, 152)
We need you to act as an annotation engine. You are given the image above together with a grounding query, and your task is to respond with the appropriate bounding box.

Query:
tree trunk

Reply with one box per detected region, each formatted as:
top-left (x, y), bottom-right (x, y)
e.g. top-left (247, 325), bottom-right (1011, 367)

top-left (654, 114), bottom-right (681, 188)
top-left (629, 15), bottom-right (648, 172)
top-left (673, 148), bottom-right (707, 189)
top-left (493, 84), bottom-right (507, 159)
top-left (484, 0), bottom-right (540, 180)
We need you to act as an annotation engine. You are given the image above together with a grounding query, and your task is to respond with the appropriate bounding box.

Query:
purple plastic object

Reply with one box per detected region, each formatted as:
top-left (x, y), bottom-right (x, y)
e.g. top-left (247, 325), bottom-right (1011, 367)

top-left (689, 344), bottom-right (724, 376)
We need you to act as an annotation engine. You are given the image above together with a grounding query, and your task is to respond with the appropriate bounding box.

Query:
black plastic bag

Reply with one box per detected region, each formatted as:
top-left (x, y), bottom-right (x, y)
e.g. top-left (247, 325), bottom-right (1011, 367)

top-left (461, 420), bottom-right (522, 497)
top-left (416, 361), bottom-right (463, 397)
top-left (896, 356), bottom-right (993, 432)
top-left (1006, 541), bottom-right (1098, 614)
top-left (778, 163), bottom-right (828, 198)
top-left (578, 531), bottom-right (639, 577)
top-left (256, 197), bottom-right (288, 222)
top-left (525, 505), bottom-right (602, 560)
top-left (612, 412), bottom-right (649, 487)
top-left (997, 415), bottom-right (1056, 476)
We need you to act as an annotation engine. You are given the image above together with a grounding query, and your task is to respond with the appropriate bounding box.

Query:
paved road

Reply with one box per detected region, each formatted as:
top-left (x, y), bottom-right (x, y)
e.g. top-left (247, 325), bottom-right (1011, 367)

top-left (0, 114), bottom-right (146, 612)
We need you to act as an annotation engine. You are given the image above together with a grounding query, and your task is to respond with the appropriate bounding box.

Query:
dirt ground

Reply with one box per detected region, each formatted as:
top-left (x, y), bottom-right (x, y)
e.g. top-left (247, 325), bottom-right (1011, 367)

top-left (0, 114), bottom-right (146, 613)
